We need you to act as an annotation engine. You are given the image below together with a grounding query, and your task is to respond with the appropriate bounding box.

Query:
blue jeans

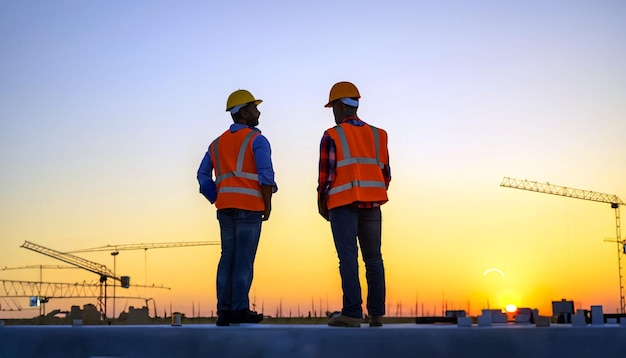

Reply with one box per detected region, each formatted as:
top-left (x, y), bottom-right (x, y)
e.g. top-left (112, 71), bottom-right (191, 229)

top-left (216, 209), bottom-right (262, 313)
top-left (329, 205), bottom-right (386, 318)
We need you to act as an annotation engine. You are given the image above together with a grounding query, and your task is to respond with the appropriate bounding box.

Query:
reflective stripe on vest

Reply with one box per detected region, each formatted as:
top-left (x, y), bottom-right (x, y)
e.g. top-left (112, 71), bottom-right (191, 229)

top-left (214, 130), bottom-right (260, 187)
top-left (328, 180), bottom-right (387, 195)
top-left (211, 129), bottom-right (265, 211)
top-left (326, 123), bottom-right (389, 209)
top-left (218, 186), bottom-right (262, 198)
top-left (334, 126), bottom-right (384, 169)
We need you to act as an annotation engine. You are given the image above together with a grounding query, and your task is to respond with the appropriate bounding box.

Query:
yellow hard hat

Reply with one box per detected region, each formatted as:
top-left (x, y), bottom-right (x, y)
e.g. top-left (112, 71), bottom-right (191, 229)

top-left (324, 81), bottom-right (360, 107)
top-left (226, 89), bottom-right (263, 112)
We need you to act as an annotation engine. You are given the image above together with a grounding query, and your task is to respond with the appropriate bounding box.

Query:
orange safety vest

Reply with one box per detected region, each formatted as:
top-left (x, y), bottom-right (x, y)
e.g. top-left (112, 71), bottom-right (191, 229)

top-left (210, 128), bottom-right (264, 211)
top-left (326, 123), bottom-right (389, 210)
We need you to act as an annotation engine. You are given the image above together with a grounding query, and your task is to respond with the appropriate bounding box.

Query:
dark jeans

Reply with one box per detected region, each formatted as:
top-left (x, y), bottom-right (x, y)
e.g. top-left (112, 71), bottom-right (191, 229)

top-left (216, 209), bottom-right (262, 313)
top-left (329, 205), bottom-right (386, 318)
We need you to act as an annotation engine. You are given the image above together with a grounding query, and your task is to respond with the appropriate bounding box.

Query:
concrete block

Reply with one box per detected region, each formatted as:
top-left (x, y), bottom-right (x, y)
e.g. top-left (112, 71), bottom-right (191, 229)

top-left (477, 315), bottom-right (492, 327)
top-left (0, 320), bottom-right (4, 326)
top-left (457, 317), bottom-right (472, 327)
top-left (572, 314), bottom-right (587, 327)
top-left (493, 311), bottom-right (507, 323)
top-left (535, 316), bottom-right (551, 327)
top-left (171, 313), bottom-right (182, 326)
top-left (591, 305), bottom-right (603, 326)
top-left (72, 319), bottom-right (82, 327)
top-left (607, 318), bottom-right (618, 325)
top-left (480, 309), bottom-right (507, 323)
top-left (515, 313), bottom-right (531, 324)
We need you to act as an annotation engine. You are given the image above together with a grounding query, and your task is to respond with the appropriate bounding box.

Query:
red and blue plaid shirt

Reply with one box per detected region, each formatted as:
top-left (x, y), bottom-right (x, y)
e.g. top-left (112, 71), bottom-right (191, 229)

top-left (317, 116), bottom-right (391, 208)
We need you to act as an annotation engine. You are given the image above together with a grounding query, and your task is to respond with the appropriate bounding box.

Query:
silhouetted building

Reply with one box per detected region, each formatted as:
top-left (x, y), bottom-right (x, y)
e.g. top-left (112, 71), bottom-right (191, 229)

top-left (124, 306), bottom-right (150, 324)
top-left (481, 309), bottom-right (507, 323)
top-left (70, 304), bottom-right (100, 325)
top-left (552, 299), bottom-right (574, 323)
top-left (445, 310), bottom-right (466, 318)
top-left (514, 308), bottom-right (537, 323)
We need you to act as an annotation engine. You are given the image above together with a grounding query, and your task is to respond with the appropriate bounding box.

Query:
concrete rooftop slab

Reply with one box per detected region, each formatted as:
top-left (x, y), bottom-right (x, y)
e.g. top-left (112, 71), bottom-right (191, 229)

top-left (1, 323), bottom-right (626, 358)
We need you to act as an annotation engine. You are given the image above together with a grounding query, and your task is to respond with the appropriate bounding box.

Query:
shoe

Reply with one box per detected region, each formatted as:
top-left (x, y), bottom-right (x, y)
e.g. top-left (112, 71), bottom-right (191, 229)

top-left (216, 310), bottom-right (231, 327)
top-left (328, 314), bottom-right (362, 327)
top-left (230, 309), bottom-right (263, 324)
top-left (369, 315), bottom-right (383, 327)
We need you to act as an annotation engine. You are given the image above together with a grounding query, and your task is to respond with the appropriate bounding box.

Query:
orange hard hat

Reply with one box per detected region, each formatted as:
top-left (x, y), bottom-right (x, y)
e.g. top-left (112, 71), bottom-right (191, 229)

top-left (324, 81), bottom-right (360, 107)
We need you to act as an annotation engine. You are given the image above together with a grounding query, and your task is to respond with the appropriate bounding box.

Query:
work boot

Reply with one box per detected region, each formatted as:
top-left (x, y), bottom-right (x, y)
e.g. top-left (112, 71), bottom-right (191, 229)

top-left (369, 315), bottom-right (383, 327)
top-left (216, 310), bottom-right (231, 327)
top-left (327, 314), bottom-right (362, 327)
top-left (230, 309), bottom-right (263, 324)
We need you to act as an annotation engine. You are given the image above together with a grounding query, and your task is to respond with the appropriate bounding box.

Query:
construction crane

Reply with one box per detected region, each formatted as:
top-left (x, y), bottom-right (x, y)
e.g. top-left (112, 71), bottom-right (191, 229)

top-left (66, 241), bottom-right (220, 253)
top-left (1, 265), bottom-right (77, 271)
top-left (0, 279), bottom-right (169, 318)
top-left (0, 279), bottom-right (102, 314)
top-left (66, 240), bottom-right (219, 318)
top-left (500, 176), bottom-right (624, 313)
top-left (20, 241), bottom-right (130, 319)
top-left (1, 265), bottom-right (78, 315)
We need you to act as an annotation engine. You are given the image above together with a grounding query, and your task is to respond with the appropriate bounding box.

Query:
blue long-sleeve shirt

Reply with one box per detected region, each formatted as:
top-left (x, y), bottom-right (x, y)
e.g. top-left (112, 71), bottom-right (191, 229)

top-left (197, 124), bottom-right (277, 204)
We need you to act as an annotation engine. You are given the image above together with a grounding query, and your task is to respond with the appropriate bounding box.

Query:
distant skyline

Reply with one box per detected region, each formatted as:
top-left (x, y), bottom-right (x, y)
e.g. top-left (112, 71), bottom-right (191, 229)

top-left (1, 1), bottom-right (625, 319)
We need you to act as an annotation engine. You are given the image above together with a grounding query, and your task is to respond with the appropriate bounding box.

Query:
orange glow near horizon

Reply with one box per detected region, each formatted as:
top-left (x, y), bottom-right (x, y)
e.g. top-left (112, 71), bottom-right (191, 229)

top-left (1, 192), bottom-right (624, 320)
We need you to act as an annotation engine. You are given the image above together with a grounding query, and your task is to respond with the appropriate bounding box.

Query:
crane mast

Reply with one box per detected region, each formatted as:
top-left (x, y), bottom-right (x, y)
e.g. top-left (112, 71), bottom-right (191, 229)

top-left (500, 177), bottom-right (624, 313)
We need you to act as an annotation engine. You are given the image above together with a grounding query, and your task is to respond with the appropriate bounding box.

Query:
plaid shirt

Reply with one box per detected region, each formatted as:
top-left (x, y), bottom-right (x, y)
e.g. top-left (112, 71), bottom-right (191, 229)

top-left (317, 116), bottom-right (391, 208)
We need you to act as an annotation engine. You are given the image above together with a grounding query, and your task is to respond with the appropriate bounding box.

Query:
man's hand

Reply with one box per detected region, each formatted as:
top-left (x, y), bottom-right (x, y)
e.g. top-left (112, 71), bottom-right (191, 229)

top-left (261, 184), bottom-right (273, 221)
top-left (262, 204), bottom-right (271, 221)
top-left (318, 198), bottom-right (329, 221)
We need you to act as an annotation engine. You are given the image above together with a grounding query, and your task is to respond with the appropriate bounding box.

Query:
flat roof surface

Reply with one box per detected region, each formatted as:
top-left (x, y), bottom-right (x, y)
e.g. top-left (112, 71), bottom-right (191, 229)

top-left (2, 323), bottom-right (626, 358)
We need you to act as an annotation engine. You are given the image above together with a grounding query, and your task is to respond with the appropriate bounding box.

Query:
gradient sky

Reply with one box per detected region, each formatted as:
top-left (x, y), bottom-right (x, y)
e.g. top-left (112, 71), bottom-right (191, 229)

top-left (1, 1), bottom-right (625, 319)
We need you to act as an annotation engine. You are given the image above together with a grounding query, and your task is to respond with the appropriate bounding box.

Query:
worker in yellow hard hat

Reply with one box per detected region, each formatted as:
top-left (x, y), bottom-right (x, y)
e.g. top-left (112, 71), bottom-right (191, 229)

top-left (197, 88), bottom-right (277, 326)
top-left (317, 81), bottom-right (391, 328)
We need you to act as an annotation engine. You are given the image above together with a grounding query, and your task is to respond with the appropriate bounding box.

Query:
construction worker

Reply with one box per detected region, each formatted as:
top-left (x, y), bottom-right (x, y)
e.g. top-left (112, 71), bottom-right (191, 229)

top-left (317, 81), bottom-right (391, 327)
top-left (197, 89), bottom-right (277, 326)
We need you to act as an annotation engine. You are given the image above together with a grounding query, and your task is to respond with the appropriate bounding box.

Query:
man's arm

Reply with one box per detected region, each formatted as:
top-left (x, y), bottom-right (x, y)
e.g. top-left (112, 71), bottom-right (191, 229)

top-left (317, 132), bottom-right (334, 221)
top-left (197, 150), bottom-right (217, 203)
top-left (252, 134), bottom-right (277, 221)
top-left (381, 129), bottom-right (391, 189)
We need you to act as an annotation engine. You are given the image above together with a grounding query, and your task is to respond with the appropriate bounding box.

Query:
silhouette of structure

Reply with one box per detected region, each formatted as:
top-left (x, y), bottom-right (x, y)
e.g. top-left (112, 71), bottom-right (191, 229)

top-left (501, 177), bottom-right (624, 313)
top-left (65, 240), bottom-right (219, 318)
top-left (20, 241), bottom-right (130, 319)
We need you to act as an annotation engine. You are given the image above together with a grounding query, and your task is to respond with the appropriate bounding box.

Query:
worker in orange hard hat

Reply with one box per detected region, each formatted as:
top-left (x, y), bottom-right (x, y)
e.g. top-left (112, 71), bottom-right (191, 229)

top-left (318, 81), bottom-right (391, 328)
top-left (324, 81), bottom-right (361, 107)
top-left (197, 88), bottom-right (278, 326)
